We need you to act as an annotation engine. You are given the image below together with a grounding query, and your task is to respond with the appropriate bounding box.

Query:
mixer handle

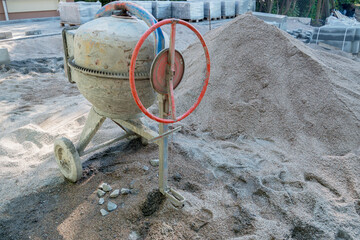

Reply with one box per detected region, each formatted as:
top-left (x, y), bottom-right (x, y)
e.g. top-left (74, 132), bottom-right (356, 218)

top-left (95, 1), bottom-right (165, 54)
top-left (129, 19), bottom-right (211, 124)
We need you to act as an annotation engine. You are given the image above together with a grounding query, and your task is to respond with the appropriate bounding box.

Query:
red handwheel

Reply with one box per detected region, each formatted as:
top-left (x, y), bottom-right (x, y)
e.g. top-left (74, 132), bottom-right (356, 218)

top-left (129, 19), bottom-right (211, 124)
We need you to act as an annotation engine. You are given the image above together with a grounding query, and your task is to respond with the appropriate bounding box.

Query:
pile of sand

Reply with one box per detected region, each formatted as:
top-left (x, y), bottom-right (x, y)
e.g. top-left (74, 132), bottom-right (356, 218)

top-left (177, 13), bottom-right (360, 156)
top-left (172, 13), bottom-right (360, 239)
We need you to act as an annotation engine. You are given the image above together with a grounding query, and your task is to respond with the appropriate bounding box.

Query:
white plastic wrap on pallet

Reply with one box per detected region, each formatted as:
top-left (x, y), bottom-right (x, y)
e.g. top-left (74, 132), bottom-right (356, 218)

top-left (248, 0), bottom-right (256, 11)
top-left (221, 1), bottom-right (236, 17)
top-left (252, 12), bottom-right (288, 30)
top-left (131, 1), bottom-right (153, 14)
top-left (311, 26), bottom-right (360, 54)
top-left (59, 1), bottom-right (102, 25)
top-left (235, 0), bottom-right (250, 15)
top-left (152, 1), bottom-right (172, 19)
top-left (204, 1), bottom-right (222, 19)
top-left (171, 2), bottom-right (204, 21)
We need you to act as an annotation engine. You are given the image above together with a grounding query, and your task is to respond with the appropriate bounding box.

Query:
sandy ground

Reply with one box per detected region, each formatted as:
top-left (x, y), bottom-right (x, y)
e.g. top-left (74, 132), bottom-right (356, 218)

top-left (0, 15), bottom-right (360, 240)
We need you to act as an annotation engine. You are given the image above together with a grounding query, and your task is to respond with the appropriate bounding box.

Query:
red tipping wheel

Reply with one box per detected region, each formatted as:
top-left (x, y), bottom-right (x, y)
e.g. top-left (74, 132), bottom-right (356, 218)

top-left (129, 19), bottom-right (211, 124)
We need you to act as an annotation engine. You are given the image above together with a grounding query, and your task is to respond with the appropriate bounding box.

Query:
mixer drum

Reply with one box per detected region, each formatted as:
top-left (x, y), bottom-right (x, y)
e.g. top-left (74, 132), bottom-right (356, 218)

top-left (70, 16), bottom-right (157, 119)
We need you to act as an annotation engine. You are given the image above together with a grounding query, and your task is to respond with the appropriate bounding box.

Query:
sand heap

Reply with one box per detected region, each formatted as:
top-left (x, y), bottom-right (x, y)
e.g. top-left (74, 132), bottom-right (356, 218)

top-left (177, 13), bottom-right (360, 155)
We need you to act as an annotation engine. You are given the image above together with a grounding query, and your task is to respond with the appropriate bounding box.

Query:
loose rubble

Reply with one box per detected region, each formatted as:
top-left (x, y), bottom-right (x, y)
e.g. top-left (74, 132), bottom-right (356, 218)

top-left (100, 209), bottom-right (109, 216)
top-left (107, 201), bottom-right (117, 212)
top-left (99, 183), bottom-right (112, 192)
top-left (110, 189), bottom-right (120, 198)
top-left (97, 189), bottom-right (105, 198)
top-left (121, 188), bottom-right (131, 195)
top-left (98, 198), bottom-right (104, 205)
top-left (149, 159), bottom-right (159, 167)
top-left (287, 28), bottom-right (313, 43)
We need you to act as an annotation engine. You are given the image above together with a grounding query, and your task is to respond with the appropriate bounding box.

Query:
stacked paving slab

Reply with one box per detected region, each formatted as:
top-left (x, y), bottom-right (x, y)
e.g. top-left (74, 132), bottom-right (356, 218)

top-left (311, 26), bottom-right (360, 54)
top-left (204, 1), bottom-right (222, 20)
top-left (152, 1), bottom-right (172, 20)
top-left (221, 1), bottom-right (236, 18)
top-left (171, 1), bottom-right (204, 22)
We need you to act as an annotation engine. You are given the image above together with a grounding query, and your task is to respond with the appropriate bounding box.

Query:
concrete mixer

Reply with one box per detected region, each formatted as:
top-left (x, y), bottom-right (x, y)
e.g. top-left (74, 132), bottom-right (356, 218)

top-left (54, 1), bottom-right (210, 207)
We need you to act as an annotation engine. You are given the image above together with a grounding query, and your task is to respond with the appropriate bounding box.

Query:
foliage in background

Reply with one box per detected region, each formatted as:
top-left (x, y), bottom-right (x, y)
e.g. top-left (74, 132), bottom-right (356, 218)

top-left (256, 0), bottom-right (359, 25)
top-left (75, 0), bottom-right (184, 4)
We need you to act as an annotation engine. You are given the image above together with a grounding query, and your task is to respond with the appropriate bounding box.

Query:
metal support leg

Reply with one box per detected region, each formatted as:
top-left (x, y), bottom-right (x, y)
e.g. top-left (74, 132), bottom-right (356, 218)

top-left (76, 107), bottom-right (106, 156)
top-left (159, 95), bottom-right (169, 194)
top-left (158, 95), bottom-right (185, 207)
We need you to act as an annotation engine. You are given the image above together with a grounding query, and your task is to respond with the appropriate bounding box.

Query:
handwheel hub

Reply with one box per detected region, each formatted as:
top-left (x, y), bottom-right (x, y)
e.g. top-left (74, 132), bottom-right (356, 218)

top-left (150, 48), bottom-right (185, 94)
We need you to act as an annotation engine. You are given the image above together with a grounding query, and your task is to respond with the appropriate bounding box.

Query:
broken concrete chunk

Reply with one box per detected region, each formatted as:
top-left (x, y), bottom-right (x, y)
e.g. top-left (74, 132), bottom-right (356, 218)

top-left (97, 189), bottom-right (106, 197)
top-left (110, 189), bottom-right (120, 198)
top-left (100, 209), bottom-right (109, 216)
top-left (99, 198), bottom-right (105, 205)
top-left (107, 201), bottom-right (117, 212)
top-left (0, 32), bottom-right (12, 39)
top-left (121, 188), bottom-right (131, 195)
top-left (0, 48), bottom-right (10, 65)
top-left (150, 159), bottom-right (159, 167)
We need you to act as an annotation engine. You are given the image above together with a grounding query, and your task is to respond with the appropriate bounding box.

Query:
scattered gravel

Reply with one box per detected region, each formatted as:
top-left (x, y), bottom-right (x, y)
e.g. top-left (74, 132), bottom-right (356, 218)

top-left (98, 198), bottom-right (104, 205)
top-left (100, 209), bottom-right (109, 216)
top-left (25, 30), bottom-right (42, 36)
top-left (99, 183), bottom-right (112, 192)
top-left (107, 201), bottom-right (117, 212)
top-left (97, 189), bottom-right (106, 198)
top-left (172, 173), bottom-right (182, 182)
top-left (149, 159), bottom-right (159, 167)
top-left (110, 189), bottom-right (120, 198)
top-left (121, 188), bottom-right (131, 195)
top-left (0, 57), bottom-right (64, 74)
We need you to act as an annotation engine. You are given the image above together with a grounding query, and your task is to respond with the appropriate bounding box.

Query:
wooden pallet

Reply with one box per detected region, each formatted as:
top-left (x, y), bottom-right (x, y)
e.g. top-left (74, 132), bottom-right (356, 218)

top-left (185, 19), bottom-right (204, 23)
top-left (221, 16), bottom-right (235, 19)
top-left (60, 22), bottom-right (80, 27)
top-left (204, 17), bottom-right (221, 21)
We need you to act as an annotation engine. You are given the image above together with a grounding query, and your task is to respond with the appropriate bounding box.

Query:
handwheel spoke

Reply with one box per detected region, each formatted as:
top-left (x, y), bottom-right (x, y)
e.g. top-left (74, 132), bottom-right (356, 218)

top-left (168, 80), bottom-right (177, 120)
top-left (167, 20), bottom-right (177, 120)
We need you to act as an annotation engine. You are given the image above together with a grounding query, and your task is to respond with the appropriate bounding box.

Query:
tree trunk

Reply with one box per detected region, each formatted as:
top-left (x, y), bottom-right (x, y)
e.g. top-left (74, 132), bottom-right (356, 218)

top-left (267, 0), bottom-right (274, 13)
top-left (283, 0), bottom-right (293, 15)
top-left (305, 0), bottom-right (315, 17)
top-left (330, 0), bottom-right (335, 9)
top-left (290, 0), bottom-right (298, 14)
top-left (315, 0), bottom-right (323, 25)
top-left (323, 0), bottom-right (330, 18)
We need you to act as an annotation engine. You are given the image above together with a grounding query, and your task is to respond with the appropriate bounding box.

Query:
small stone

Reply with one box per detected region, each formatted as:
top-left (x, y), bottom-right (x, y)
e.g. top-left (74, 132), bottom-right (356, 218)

top-left (99, 198), bottom-right (105, 205)
top-left (129, 231), bottom-right (140, 240)
top-left (107, 201), bottom-right (117, 212)
top-left (110, 189), bottom-right (120, 198)
top-left (150, 159), bottom-right (159, 167)
top-left (173, 173), bottom-right (182, 182)
top-left (143, 165), bottom-right (149, 171)
top-left (100, 209), bottom-right (109, 216)
top-left (99, 183), bottom-right (112, 192)
top-left (129, 180), bottom-right (137, 189)
top-left (121, 188), bottom-right (131, 195)
top-left (97, 189), bottom-right (106, 197)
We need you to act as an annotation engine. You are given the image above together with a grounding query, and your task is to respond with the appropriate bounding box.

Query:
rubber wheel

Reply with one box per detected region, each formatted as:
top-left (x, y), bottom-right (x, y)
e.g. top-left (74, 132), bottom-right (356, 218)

top-left (54, 137), bottom-right (82, 183)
